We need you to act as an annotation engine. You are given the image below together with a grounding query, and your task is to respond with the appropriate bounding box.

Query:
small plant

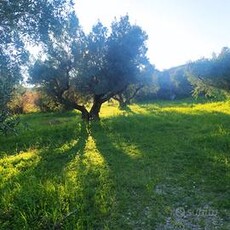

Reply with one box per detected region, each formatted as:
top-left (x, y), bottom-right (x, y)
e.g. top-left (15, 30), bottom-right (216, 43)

top-left (0, 109), bottom-right (20, 135)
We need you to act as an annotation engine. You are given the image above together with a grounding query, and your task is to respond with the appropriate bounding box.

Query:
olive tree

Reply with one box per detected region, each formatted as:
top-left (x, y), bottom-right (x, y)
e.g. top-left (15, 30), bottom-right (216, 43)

top-left (29, 15), bottom-right (152, 121)
top-left (187, 47), bottom-right (230, 97)
top-left (0, 0), bottom-right (74, 133)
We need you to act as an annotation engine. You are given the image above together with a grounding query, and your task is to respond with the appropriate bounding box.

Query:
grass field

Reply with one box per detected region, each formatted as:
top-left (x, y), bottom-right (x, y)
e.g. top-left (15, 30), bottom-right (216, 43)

top-left (0, 100), bottom-right (229, 229)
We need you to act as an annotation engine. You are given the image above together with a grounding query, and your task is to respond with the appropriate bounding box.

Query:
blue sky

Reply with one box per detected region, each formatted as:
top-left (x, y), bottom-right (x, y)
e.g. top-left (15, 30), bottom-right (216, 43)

top-left (75, 0), bottom-right (230, 70)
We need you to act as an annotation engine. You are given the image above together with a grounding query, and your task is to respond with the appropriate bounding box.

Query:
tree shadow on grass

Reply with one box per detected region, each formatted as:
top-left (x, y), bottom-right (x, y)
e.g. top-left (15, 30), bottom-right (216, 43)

top-left (1, 120), bottom-right (121, 229)
top-left (35, 122), bottom-right (89, 179)
top-left (97, 110), bottom-right (230, 229)
top-left (90, 122), bottom-right (165, 229)
top-left (0, 112), bottom-right (82, 157)
top-left (0, 121), bottom-right (90, 229)
top-left (0, 109), bottom-right (229, 229)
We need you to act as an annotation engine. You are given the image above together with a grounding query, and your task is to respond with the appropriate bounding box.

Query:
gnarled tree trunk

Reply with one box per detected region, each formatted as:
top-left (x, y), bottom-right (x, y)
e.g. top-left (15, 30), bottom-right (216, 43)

top-left (113, 85), bottom-right (143, 110)
top-left (71, 92), bottom-right (119, 122)
top-left (80, 107), bottom-right (90, 121)
top-left (89, 95), bottom-right (102, 121)
top-left (71, 103), bottom-right (90, 121)
top-left (113, 94), bottom-right (127, 109)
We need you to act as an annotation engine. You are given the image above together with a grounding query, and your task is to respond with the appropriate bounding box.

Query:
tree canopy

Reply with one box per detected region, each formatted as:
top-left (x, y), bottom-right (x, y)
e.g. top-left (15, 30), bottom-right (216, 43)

top-left (29, 15), bottom-right (154, 120)
top-left (187, 47), bottom-right (230, 96)
top-left (0, 0), bottom-right (75, 133)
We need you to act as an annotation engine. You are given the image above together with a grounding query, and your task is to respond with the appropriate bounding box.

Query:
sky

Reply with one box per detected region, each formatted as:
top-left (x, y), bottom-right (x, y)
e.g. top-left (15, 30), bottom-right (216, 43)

top-left (74, 0), bottom-right (230, 70)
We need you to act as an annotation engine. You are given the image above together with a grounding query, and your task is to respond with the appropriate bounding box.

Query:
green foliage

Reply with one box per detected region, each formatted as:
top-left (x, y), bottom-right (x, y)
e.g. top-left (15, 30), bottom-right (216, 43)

top-left (151, 66), bottom-right (194, 101)
top-left (0, 76), bottom-right (19, 135)
top-left (0, 101), bottom-right (229, 229)
top-left (170, 66), bottom-right (193, 98)
top-left (0, 0), bottom-right (75, 42)
top-left (113, 64), bottom-right (155, 107)
top-left (36, 91), bottom-right (65, 112)
top-left (155, 70), bottom-right (175, 99)
top-left (134, 84), bottom-right (159, 102)
top-left (29, 11), bottom-right (85, 110)
top-left (106, 15), bottom-right (151, 89)
top-left (0, 110), bottom-right (20, 135)
top-left (188, 47), bottom-right (230, 95)
top-left (0, 0), bottom-right (74, 132)
top-left (187, 73), bottom-right (227, 100)
top-left (8, 87), bottom-right (41, 114)
top-left (29, 15), bottom-right (152, 120)
top-left (0, 49), bottom-right (24, 133)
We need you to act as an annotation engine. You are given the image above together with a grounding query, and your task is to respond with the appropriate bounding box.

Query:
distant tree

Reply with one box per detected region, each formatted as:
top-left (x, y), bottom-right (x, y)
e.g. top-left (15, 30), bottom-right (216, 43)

top-left (133, 64), bottom-right (193, 102)
top-left (8, 87), bottom-right (40, 114)
top-left (154, 70), bottom-right (175, 100)
top-left (187, 47), bottom-right (230, 96)
top-left (35, 89), bottom-right (65, 112)
top-left (30, 15), bottom-right (151, 121)
top-left (169, 66), bottom-right (193, 98)
top-left (113, 84), bottom-right (144, 109)
top-left (113, 64), bottom-right (155, 108)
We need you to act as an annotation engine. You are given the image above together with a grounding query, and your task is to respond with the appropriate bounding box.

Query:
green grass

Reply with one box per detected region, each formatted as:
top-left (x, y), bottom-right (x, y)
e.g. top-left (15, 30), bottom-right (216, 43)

top-left (0, 100), bottom-right (229, 229)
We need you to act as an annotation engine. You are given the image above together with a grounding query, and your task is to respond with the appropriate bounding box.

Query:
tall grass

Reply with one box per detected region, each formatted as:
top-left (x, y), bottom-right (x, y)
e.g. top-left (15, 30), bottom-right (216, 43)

top-left (0, 100), bottom-right (229, 229)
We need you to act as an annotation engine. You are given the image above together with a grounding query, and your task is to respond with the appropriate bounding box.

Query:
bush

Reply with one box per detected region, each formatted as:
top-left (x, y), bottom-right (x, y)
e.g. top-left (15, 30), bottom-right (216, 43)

top-left (35, 92), bottom-right (65, 112)
top-left (8, 88), bottom-right (40, 114)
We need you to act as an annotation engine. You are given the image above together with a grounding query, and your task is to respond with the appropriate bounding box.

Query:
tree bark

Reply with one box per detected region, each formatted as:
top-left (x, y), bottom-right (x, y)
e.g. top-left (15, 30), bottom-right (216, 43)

top-left (59, 96), bottom-right (90, 121)
top-left (119, 100), bottom-right (128, 109)
top-left (128, 85), bottom-right (143, 101)
top-left (113, 94), bottom-right (126, 109)
top-left (113, 85), bottom-right (143, 109)
top-left (75, 104), bottom-right (90, 121)
top-left (89, 95), bottom-right (102, 121)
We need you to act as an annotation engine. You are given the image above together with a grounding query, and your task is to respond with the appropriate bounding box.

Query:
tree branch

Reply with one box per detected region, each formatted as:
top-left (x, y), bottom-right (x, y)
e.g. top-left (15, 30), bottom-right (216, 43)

top-left (128, 84), bottom-right (144, 102)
